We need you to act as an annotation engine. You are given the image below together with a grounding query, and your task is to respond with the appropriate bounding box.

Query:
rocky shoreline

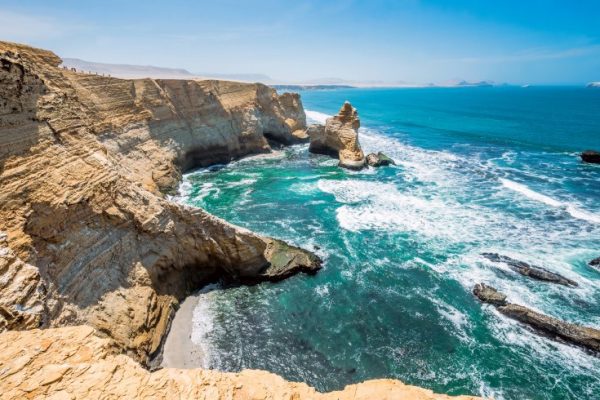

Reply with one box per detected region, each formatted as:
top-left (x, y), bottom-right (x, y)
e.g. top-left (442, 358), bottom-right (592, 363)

top-left (0, 41), bottom-right (478, 399)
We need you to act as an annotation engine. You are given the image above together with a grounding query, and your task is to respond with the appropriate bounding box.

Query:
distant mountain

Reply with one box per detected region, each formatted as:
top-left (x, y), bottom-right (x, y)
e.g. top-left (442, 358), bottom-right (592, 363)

top-left (61, 58), bottom-right (274, 82)
top-left (271, 84), bottom-right (356, 91)
top-left (436, 79), bottom-right (495, 87)
top-left (586, 82), bottom-right (600, 88)
top-left (61, 58), bottom-right (196, 79)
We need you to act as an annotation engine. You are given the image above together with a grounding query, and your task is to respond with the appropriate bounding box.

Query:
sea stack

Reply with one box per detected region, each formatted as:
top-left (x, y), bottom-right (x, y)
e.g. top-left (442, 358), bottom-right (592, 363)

top-left (580, 150), bottom-right (600, 164)
top-left (308, 101), bottom-right (366, 169)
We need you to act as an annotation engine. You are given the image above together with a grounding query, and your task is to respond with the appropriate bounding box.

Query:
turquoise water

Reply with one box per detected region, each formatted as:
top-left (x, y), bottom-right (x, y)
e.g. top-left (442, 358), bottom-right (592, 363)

top-left (175, 87), bottom-right (600, 399)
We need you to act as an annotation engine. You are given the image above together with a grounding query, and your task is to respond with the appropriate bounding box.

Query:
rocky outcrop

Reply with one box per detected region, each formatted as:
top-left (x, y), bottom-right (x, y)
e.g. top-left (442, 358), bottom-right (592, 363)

top-left (473, 284), bottom-right (600, 353)
top-left (366, 152), bottom-right (396, 167)
top-left (589, 256), bottom-right (600, 268)
top-left (308, 101), bottom-right (366, 169)
top-left (482, 253), bottom-right (578, 287)
top-left (0, 326), bottom-right (481, 400)
top-left (581, 150), bottom-right (600, 164)
top-left (0, 40), bottom-right (320, 366)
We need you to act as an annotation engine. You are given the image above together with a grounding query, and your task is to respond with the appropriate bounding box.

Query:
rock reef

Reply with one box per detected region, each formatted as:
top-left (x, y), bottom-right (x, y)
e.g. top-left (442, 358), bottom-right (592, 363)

top-left (0, 41), bottom-right (480, 399)
top-left (308, 101), bottom-right (366, 169)
top-left (473, 284), bottom-right (600, 353)
top-left (366, 151), bottom-right (396, 167)
top-left (482, 253), bottom-right (578, 287)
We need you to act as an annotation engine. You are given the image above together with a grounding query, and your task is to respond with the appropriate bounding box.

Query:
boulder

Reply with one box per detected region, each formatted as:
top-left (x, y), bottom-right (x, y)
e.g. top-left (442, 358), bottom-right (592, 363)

top-left (581, 150), bottom-right (600, 164)
top-left (481, 253), bottom-right (578, 287)
top-left (472, 283), bottom-right (507, 306)
top-left (308, 101), bottom-right (366, 169)
top-left (366, 152), bottom-right (396, 167)
top-left (589, 256), bottom-right (600, 269)
top-left (473, 284), bottom-right (600, 353)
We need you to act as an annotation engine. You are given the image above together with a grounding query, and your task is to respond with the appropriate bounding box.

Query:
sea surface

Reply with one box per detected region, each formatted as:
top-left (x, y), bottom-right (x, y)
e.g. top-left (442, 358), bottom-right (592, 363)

top-left (172, 87), bottom-right (600, 399)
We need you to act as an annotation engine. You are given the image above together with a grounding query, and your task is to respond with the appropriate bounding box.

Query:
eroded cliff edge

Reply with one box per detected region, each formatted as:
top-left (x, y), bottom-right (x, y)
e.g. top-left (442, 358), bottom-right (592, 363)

top-left (0, 41), bottom-right (480, 399)
top-left (0, 40), bottom-right (319, 364)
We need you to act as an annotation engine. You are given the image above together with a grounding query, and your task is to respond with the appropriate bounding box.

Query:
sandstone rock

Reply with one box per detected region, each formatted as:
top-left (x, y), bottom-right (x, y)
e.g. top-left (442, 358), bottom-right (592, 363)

top-left (0, 326), bottom-right (482, 400)
top-left (581, 150), bottom-right (600, 164)
top-left (366, 152), bottom-right (396, 167)
top-left (0, 40), bottom-right (316, 365)
top-left (308, 101), bottom-right (366, 169)
top-left (482, 253), bottom-right (578, 287)
top-left (473, 284), bottom-right (600, 353)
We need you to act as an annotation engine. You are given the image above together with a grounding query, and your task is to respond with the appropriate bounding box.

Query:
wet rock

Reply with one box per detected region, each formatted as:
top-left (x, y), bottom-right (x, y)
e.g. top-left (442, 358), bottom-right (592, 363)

top-left (589, 256), bottom-right (600, 268)
top-left (366, 152), bottom-right (396, 167)
top-left (481, 253), bottom-right (578, 287)
top-left (472, 283), bottom-right (507, 306)
top-left (581, 150), bottom-right (600, 164)
top-left (473, 284), bottom-right (600, 353)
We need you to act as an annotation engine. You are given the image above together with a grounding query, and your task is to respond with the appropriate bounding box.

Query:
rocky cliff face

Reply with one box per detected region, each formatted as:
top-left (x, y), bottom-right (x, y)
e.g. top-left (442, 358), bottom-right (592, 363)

top-left (0, 41), bottom-right (480, 399)
top-left (308, 101), bottom-right (366, 169)
top-left (0, 40), bottom-right (318, 365)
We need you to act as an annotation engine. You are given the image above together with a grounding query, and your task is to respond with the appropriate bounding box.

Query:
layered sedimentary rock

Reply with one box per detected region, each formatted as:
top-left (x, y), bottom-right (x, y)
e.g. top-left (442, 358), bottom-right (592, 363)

top-left (0, 326), bottom-right (481, 400)
top-left (473, 284), bottom-right (600, 353)
top-left (308, 101), bottom-right (366, 169)
top-left (481, 253), bottom-right (578, 287)
top-left (0, 40), bottom-right (320, 366)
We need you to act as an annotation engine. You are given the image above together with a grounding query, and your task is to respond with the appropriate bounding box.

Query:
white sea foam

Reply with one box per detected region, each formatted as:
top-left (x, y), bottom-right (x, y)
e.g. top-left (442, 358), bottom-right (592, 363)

top-left (190, 284), bottom-right (222, 368)
top-left (305, 109), bottom-right (330, 124)
top-left (500, 178), bottom-right (600, 223)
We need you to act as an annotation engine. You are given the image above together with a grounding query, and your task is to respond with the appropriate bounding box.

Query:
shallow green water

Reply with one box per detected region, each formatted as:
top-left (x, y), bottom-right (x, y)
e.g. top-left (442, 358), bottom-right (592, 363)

top-left (174, 87), bottom-right (600, 399)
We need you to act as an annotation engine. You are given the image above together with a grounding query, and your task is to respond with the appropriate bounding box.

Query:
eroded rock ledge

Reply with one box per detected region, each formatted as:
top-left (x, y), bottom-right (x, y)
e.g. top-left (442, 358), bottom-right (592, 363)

top-left (0, 326), bottom-right (481, 400)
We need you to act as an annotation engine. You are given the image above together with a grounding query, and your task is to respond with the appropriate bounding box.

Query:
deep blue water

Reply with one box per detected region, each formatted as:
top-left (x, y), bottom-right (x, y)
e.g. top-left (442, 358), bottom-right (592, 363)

top-left (173, 87), bottom-right (600, 399)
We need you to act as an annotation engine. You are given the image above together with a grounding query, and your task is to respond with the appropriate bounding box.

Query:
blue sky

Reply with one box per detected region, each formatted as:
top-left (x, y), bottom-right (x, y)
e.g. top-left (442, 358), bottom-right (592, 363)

top-left (0, 0), bottom-right (598, 84)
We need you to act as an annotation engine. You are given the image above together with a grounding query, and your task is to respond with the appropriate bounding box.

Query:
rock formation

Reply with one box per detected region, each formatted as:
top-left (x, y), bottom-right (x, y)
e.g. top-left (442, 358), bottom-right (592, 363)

top-left (0, 40), bottom-right (481, 399)
top-left (0, 326), bottom-right (480, 400)
top-left (581, 150), bottom-right (600, 164)
top-left (589, 256), bottom-right (600, 268)
top-left (308, 101), bottom-right (366, 169)
top-left (473, 284), bottom-right (600, 353)
top-left (366, 152), bottom-right (396, 167)
top-left (0, 40), bottom-right (320, 366)
top-left (482, 253), bottom-right (578, 287)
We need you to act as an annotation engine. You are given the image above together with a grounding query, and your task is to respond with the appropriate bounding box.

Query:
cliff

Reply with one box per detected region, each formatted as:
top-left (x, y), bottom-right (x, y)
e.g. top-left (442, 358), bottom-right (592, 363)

top-left (0, 40), bottom-right (318, 365)
top-left (0, 41), bottom-right (480, 399)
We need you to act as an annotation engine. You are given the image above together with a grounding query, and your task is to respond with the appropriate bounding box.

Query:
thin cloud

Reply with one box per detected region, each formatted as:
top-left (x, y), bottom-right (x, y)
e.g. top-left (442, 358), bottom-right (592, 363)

top-left (441, 44), bottom-right (600, 64)
top-left (0, 9), bottom-right (86, 41)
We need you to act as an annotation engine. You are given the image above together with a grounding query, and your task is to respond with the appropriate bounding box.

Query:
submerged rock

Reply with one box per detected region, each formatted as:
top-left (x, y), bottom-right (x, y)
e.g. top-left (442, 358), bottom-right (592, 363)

top-left (481, 253), bottom-right (578, 287)
top-left (589, 256), bottom-right (600, 269)
top-left (366, 152), bottom-right (396, 167)
top-left (308, 101), bottom-right (366, 169)
top-left (473, 284), bottom-right (600, 353)
top-left (581, 150), bottom-right (600, 164)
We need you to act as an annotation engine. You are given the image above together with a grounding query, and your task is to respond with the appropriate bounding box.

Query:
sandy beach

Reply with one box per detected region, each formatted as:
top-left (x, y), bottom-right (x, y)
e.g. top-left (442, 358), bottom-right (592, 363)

top-left (161, 293), bottom-right (206, 369)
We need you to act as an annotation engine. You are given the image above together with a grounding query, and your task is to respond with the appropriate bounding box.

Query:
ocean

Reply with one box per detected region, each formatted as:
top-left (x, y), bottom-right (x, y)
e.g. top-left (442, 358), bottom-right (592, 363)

top-left (172, 87), bottom-right (600, 399)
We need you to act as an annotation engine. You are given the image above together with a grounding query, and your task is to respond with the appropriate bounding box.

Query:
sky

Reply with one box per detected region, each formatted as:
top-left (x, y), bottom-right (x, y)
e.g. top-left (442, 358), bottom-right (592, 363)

top-left (0, 0), bottom-right (599, 84)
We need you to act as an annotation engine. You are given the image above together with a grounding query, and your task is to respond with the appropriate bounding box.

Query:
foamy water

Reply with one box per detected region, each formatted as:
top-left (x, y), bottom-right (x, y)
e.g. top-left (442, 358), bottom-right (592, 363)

top-left (171, 88), bottom-right (600, 400)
